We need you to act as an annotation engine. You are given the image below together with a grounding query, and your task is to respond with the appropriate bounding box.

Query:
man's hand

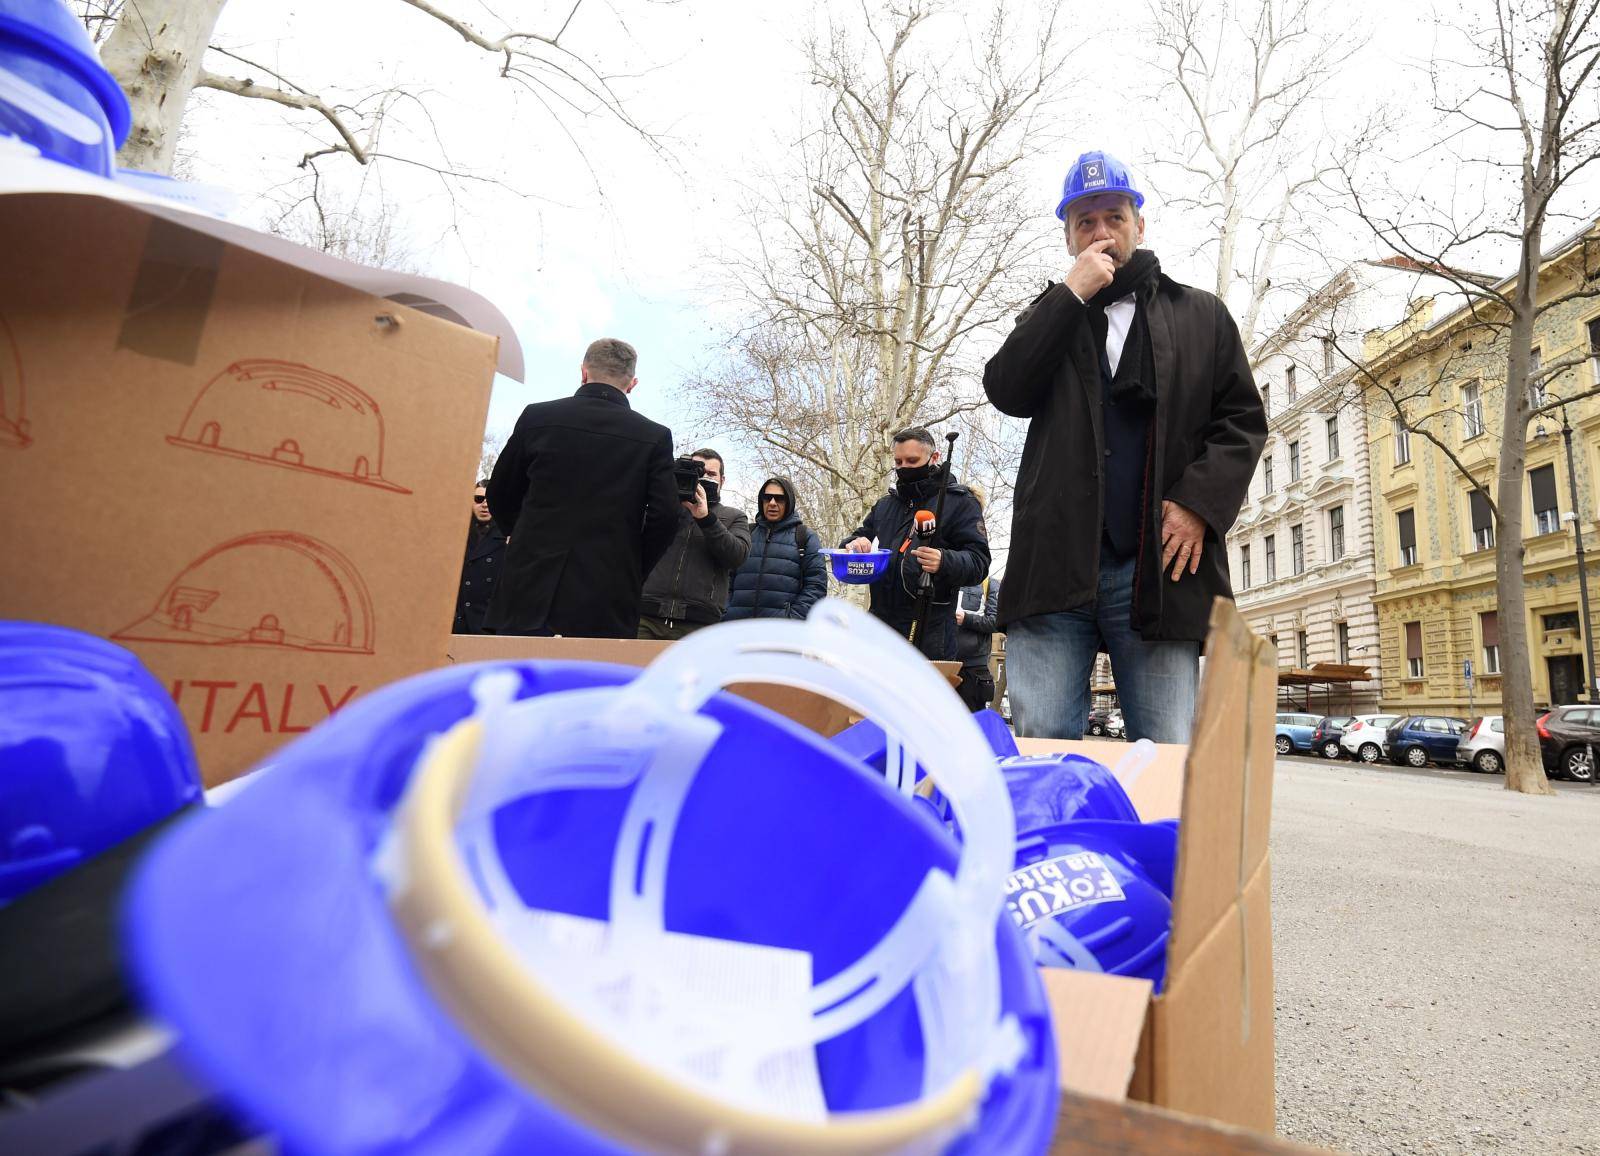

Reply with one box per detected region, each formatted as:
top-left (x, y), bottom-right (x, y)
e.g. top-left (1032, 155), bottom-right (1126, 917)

top-left (683, 483), bottom-right (709, 520)
top-left (1160, 500), bottom-right (1207, 582)
top-left (955, 606), bottom-right (966, 625)
top-left (845, 537), bottom-right (873, 553)
top-left (911, 546), bottom-right (943, 574)
top-left (1065, 238), bottom-right (1117, 301)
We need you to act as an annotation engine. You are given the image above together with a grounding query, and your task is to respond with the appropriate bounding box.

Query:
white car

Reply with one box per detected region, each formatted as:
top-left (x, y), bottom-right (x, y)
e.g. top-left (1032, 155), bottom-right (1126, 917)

top-left (1339, 714), bottom-right (1401, 763)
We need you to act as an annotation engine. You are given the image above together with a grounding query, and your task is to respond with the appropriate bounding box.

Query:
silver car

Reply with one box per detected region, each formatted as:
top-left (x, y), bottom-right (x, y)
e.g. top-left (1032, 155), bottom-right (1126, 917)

top-left (1456, 715), bottom-right (1506, 774)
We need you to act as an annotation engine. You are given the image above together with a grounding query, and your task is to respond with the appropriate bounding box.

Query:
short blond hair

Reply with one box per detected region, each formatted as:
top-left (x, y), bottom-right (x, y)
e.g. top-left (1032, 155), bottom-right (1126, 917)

top-left (582, 337), bottom-right (637, 383)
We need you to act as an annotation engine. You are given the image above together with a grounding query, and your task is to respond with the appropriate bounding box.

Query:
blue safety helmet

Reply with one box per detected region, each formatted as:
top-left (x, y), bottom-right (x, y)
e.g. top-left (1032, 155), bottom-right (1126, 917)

top-left (1008, 818), bottom-right (1179, 991)
top-left (1054, 150), bottom-right (1145, 221)
top-left (0, 621), bottom-right (201, 905)
top-left (0, 0), bottom-right (132, 177)
top-left (998, 751), bottom-right (1140, 835)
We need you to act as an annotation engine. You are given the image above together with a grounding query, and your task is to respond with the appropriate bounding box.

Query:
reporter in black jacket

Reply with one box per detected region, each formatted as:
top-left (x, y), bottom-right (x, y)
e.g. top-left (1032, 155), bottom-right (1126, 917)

top-left (484, 338), bottom-right (678, 638)
top-left (841, 428), bottom-right (991, 661)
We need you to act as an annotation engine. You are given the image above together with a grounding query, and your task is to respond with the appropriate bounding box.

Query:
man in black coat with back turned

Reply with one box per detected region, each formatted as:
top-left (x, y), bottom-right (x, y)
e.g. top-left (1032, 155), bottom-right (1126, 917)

top-left (485, 338), bottom-right (678, 638)
top-left (842, 427), bottom-right (991, 661)
top-left (983, 150), bottom-right (1265, 743)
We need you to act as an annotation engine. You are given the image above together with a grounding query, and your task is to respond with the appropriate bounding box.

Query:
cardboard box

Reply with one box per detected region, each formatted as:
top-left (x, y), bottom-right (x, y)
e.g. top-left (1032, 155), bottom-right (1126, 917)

top-left (445, 632), bottom-right (963, 737)
top-left (1019, 599), bottom-right (1278, 1133)
top-left (0, 194), bottom-right (498, 785)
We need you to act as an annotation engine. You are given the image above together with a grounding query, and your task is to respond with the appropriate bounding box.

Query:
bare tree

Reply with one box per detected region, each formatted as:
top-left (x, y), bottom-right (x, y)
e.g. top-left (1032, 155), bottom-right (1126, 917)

top-left (1143, 0), bottom-right (1374, 346)
top-left (479, 431), bottom-right (507, 482)
top-left (685, 0), bottom-right (1067, 545)
top-left (1342, 0), bottom-right (1600, 795)
top-left (82, 0), bottom-right (666, 180)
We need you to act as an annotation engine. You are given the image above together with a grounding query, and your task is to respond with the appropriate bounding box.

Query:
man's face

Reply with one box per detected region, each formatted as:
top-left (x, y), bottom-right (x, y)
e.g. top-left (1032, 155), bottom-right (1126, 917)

top-left (472, 488), bottom-right (491, 522)
top-left (1066, 194), bottom-right (1144, 268)
top-left (759, 485), bottom-right (789, 522)
top-left (892, 441), bottom-right (939, 470)
top-left (693, 455), bottom-right (723, 486)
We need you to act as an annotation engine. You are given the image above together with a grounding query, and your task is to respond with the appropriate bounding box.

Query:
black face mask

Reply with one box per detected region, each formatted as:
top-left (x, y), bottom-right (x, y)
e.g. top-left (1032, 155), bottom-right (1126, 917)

top-left (895, 463), bottom-right (935, 487)
top-left (895, 463), bottom-right (939, 499)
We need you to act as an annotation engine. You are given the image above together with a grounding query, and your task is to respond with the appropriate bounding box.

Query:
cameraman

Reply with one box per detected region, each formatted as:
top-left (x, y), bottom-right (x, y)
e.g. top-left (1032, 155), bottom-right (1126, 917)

top-left (638, 449), bottom-right (752, 640)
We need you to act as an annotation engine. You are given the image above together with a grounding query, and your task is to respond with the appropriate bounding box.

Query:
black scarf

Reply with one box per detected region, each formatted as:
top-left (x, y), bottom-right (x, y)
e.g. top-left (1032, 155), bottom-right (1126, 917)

top-left (1086, 249), bottom-right (1161, 406)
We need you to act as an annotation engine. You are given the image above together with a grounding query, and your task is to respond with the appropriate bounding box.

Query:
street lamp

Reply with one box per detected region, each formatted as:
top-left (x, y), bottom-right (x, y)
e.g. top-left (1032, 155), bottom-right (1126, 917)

top-left (1535, 395), bottom-right (1599, 701)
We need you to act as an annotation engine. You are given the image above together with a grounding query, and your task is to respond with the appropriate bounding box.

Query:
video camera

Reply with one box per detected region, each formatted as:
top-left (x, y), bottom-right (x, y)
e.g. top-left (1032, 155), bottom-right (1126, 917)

top-left (673, 456), bottom-right (707, 503)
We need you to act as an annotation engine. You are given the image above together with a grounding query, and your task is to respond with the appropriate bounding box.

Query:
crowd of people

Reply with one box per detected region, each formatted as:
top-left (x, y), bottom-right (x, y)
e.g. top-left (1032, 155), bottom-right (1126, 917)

top-left (453, 148), bottom-right (1266, 743)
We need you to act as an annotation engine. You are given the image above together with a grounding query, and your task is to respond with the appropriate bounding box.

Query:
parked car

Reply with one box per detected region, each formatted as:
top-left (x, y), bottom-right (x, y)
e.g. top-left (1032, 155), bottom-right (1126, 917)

top-left (1384, 715), bottom-right (1468, 768)
top-left (1274, 712), bottom-right (1321, 755)
top-left (1339, 714), bottom-right (1401, 763)
top-left (1106, 710), bottom-right (1126, 739)
top-left (1311, 716), bottom-right (1357, 760)
top-left (1536, 705), bottom-right (1600, 782)
top-left (1087, 707), bottom-right (1114, 737)
top-left (1456, 715), bottom-right (1506, 774)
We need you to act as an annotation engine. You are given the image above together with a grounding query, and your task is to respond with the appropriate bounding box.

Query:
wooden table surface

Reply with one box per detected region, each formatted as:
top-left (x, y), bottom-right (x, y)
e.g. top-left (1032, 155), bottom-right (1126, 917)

top-left (1049, 1091), bottom-right (1331, 1154)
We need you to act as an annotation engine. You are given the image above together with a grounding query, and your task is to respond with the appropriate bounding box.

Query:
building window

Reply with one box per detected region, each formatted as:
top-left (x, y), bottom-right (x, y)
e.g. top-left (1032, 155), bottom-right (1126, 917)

top-left (1265, 534), bottom-right (1277, 582)
top-left (1531, 464), bottom-right (1560, 534)
top-left (1297, 629), bottom-right (1310, 668)
top-left (1289, 440), bottom-right (1302, 482)
top-left (1543, 610), bottom-right (1580, 632)
top-left (1405, 620), bottom-right (1424, 679)
top-left (1322, 335), bottom-right (1336, 373)
top-left (1588, 318), bottom-right (1600, 385)
top-left (1240, 544), bottom-right (1252, 589)
top-left (1291, 523), bottom-right (1306, 575)
top-left (1326, 415), bottom-right (1340, 461)
top-left (1529, 347), bottom-right (1546, 410)
top-left (1286, 363), bottom-right (1297, 402)
top-left (1469, 487), bottom-right (1494, 551)
top-left (1269, 633), bottom-right (1280, 662)
top-left (1462, 381), bottom-right (1484, 439)
top-left (1264, 451), bottom-right (1275, 494)
top-left (1329, 505), bottom-right (1345, 560)
top-left (1481, 611), bottom-right (1500, 675)
top-left (1337, 621), bottom-right (1351, 664)
top-left (1393, 416), bottom-right (1411, 465)
top-left (1397, 508), bottom-right (1418, 567)
top-left (1262, 385), bottom-right (1271, 419)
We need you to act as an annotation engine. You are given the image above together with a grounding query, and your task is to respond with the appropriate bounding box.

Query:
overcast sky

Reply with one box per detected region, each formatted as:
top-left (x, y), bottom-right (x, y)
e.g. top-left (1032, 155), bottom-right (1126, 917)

top-left (158, 0), bottom-right (1584, 513)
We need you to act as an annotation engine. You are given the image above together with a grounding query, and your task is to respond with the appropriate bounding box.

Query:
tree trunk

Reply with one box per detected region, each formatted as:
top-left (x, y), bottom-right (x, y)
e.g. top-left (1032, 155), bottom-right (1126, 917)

top-left (99, 0), bottom-right (229, 174)
top-left (1497, 239), bottom-right (1556, 796)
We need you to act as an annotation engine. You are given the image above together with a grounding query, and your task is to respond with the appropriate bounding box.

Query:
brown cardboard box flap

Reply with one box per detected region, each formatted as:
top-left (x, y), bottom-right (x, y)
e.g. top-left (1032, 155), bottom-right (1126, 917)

top-left (1039, 969), bottom-right (1151, 1102)
top-left (0, 195), bottom-right (498, 786)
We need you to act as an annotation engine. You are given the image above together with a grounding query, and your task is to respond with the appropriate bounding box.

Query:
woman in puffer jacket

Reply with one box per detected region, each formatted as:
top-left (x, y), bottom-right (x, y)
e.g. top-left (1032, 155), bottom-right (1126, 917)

top-left (723, 476), bottom-right (828, 620)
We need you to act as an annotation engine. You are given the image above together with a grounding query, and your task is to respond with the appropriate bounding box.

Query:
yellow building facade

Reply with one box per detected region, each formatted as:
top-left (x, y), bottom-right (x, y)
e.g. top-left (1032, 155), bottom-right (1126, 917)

top-left (1366, 225), bottom-right (1600, 716)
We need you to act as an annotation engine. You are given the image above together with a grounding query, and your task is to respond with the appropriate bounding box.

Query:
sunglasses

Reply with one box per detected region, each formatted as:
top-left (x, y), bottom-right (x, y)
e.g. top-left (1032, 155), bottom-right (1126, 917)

top-left (761, 494), bottom-right (787, 504)
top-left (473, 494), bottom-right (488, 503)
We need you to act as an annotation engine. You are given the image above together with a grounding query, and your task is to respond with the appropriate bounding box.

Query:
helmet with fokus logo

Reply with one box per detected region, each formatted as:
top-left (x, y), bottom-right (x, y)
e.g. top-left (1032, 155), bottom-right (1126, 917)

top-left (1007, 817), bottom-right (1179, 992)
top-left (1054, 150), bottom-right (1145, 221)
top-left (124, 600), bottom-right (1060, 1155)
top-left (0, 622), bottom-right (201, 905)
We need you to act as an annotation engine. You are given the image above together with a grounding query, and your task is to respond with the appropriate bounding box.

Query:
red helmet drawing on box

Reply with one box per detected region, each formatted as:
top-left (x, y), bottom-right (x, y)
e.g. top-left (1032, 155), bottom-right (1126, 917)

top-left (167, 359), bottom-right (410, 492)
top-left (114, 532), bottom-right (374, 653)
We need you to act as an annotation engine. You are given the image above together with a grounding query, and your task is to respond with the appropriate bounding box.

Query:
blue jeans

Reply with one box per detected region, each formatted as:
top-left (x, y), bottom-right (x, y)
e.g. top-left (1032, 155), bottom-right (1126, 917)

top-left (1007, 555), bottom-right (1200, 744)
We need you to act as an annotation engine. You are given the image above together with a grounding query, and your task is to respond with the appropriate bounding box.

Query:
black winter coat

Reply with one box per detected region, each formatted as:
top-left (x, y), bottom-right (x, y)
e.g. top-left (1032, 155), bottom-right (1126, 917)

top-left (955, 580), bottom-right (1000, 666)
top-left (983, 271), bottom-right (1265, 641)
top-left (843, 477), bottom-right (991, 661)
top-left (640, 501), bottom-right (752, 625)
top-left (724, 500), bottom-right (828, 622)
top-left (484, 383), bottom-right (678, 638)
top-left (454, 520), bottom-right (507, 635)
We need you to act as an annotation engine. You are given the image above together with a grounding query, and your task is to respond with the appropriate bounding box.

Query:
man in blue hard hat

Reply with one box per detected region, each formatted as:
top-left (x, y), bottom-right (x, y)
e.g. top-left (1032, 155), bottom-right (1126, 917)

top-left (982, 150), bottom-right (1265, 743)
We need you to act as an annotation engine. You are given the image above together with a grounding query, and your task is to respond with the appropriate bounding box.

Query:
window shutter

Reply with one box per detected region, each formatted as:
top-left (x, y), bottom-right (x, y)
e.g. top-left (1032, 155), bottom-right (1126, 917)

top-left (1397, 508), bottom-right (1417, 551)
top-left (1530, 465), bottom-right (1558, 513)
top-left (1481, 610), bottom-right (1499, 648)
top-left (1470, 489), bottom-right (1492, 532)
top-left (1406, 621), bottom-right (1423, 660)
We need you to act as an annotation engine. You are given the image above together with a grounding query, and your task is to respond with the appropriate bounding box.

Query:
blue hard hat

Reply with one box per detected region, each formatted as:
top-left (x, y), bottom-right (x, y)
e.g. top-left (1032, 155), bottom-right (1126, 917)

top-left (999, 751), bottom-right (1140, 835)
top-left (1009, 818), bottom-right (1179, 991)
top-left (124, 604), bottom-right (1060, 1155)
top-left (0, 0), bottom-right (132, 177)
top-left (0, 621), bottom-right (201, 905)
top-left (1054, 150), bottom-right (1144, 221)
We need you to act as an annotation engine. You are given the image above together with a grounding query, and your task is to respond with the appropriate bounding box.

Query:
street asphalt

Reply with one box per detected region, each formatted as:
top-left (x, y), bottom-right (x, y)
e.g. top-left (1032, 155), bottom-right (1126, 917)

top-left (1272, 753), bottom-right (1600, 1154)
